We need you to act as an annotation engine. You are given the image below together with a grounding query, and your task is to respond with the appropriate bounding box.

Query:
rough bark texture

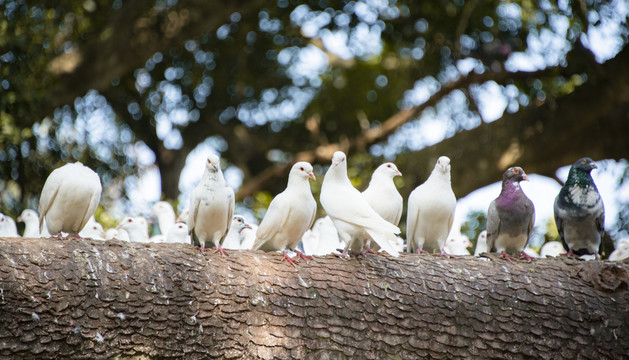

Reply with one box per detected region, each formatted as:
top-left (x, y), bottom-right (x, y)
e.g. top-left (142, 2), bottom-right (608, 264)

top-left (1, 237), bottom-right (628, 359)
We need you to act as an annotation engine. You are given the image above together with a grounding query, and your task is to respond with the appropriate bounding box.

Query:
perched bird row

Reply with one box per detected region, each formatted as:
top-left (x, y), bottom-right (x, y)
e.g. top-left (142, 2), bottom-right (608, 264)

top-left (1, 153), bottom-right (613, 264)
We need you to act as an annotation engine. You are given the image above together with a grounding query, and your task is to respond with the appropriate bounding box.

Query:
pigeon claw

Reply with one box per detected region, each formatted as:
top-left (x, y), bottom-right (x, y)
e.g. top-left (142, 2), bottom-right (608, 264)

top-left (363, 248), bottom-right (378, 255)
top-left (415, 249), bottom-right (429, 254)
top-left (294, 250), bottom-right (312, 263)
top-left (281, 251), bottom-right (298, 267)
top-left (213, 245), bottom-right (229, 257)
top-left (500, 251), bottom-right (516, 261)
top-left (440, 250), bottom-right (455, 258)
top-left (520, 251), bottom-right (534, 262)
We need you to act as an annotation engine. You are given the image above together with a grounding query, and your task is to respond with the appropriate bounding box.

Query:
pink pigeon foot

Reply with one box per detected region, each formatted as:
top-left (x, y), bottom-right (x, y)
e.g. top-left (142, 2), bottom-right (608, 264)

top-left (520, 251), bottom-right (535, 261)
top-left (500, 251), bottom-right (516, 261)
top-left (294, 250), bottom-right (312, 263)
top-left (281, 251), bottom-right (298, 266)
top-left (441, 250), bottom-right (455, 258)
top-left (415, 248), bottom-right (429, 254)
top-left (213, 245), bottom-right (229, 256)
top-left (363, 248), bottom-right (378, 255)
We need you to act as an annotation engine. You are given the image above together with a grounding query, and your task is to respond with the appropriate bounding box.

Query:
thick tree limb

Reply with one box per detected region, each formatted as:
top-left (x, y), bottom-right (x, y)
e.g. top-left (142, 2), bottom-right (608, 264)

top-left (0, 237), bottom-right (628, 359)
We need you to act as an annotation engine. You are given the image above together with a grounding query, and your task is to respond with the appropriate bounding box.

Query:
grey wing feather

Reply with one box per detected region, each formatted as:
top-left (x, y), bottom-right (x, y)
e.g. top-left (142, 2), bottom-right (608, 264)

top-left (485, 200), bottom-right (499, 253)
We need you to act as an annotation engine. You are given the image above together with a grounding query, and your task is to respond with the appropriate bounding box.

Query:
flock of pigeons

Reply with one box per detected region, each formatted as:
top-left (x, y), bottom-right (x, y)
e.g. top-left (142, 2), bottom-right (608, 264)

top-left (2, 152), bottom-right (628, 264)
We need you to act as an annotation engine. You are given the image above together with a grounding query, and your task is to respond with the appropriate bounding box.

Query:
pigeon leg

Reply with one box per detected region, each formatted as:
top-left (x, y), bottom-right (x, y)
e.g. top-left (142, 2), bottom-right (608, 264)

top-left (335, 247), bottom-right (350, 259)
top-left (520, 251), bottom-right (535, 261)
top-left (294, 250), bottom-right (312, 263)
top-left (500, 251), bottom-right (516, 261)
top-left (281, 251), bottom-right (298, 267)
top-left (213, 244), bottom-right (229, 257)
top-left (363, 248), bottom-right (378, 255)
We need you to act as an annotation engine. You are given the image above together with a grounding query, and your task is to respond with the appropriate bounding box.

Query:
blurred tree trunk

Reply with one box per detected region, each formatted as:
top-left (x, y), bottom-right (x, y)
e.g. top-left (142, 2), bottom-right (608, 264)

top-left (1, 237), bottom-right (628, 359)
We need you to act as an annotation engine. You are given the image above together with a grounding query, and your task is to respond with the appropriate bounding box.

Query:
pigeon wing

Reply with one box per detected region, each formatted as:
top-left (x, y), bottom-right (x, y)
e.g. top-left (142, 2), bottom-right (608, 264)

top-left (486, 200), bottom-right (499, 253)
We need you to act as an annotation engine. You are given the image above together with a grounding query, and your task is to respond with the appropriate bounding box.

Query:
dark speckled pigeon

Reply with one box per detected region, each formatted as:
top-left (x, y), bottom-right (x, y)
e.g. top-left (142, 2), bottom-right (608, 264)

top-left (486, 167), bottom-right (535, 260)
top-left (554, 157), bottom-right (605, 259)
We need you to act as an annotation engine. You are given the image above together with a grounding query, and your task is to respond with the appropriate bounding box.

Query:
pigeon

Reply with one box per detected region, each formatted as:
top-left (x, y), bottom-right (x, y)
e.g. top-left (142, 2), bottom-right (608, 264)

top-left (151, 201), bottom-right (176, 236)
top-left (105, 228), bottom-right (130, 241)
top-left (38, 162), bottom-right (102, 237)
top-left (474, 230), bottom-right (488, 256)
top-left (362, 163), bottom-right (403, 225)
top-left (609, 238), bottom-right (629, 262)
top-left (406, 156), bottom-right (457, 255)
top-left (18, 209), bottom-right (41, 238)
top-left (523, 247), bottom-right (540, 259)
top-left (554, 157), bottom-right (605, 259)
top-left (116, 217), bottom-right (149, 243)
top-left (188, 154), bottom-right (234, 255)
top-left (486, 166), bottom-right (535, 260)
top-left (320, 151), bottom-right (399, 257)
top-left (166, 222), bottom-right (190, 244)
top-left (540, 241), bottom-right (566, 258)
top-left (239, 222), bottom-right (257, 250)
top-left (0, 213), bottom-right (19, 237)
top-left (253, 162), bottom-right (317, 265)
top-left (301, 216), bottom-right (344, 256)
top-left (79, 220), bottom-right (106, 240)
top-left (223, 215), bottom-right (249, 250)
top-left (443, 234), bottom-right (472, 256)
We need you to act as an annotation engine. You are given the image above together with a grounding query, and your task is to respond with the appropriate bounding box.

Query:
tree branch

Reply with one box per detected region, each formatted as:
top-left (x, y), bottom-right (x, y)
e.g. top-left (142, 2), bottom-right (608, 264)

top-left (0, 237), bottom-right (627, 359)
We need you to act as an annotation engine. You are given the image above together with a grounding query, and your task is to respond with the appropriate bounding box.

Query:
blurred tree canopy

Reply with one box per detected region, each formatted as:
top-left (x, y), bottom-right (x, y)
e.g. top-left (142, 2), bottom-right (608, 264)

top-left (1, 0), bottom-right (628, 226)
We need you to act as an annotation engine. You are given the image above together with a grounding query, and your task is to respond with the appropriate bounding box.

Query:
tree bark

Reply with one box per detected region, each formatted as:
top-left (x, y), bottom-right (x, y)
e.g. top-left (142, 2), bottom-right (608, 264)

top-left (0, 238), bottom-right (628, 359)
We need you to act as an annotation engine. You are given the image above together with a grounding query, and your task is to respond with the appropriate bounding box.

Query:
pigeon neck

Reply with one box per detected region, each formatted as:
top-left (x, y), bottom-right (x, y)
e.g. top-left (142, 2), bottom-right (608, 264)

top-left (499, 178), bottom-right (523, 199)
top-left (203, 169), bottom-right (225, 186)
top-left (428, 168), bottom-right (450, 185)
top-left (565, 168), bottom-right (595, 190)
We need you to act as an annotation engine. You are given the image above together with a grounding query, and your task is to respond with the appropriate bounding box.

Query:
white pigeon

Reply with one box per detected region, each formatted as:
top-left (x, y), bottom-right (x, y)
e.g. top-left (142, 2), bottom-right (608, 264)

top-left (18, 209), bottom-right (41, 238)
top-left (320, 151), bottom-right (400, 257)
top-left (0, 213), bottom-right (19, 237)
top-left (116, 217), bottom-right (149, 243)
top-left (609, 238), bottom-right (629, 262)
top-left (223, 215), bottom-right (249, 250)
top-left (362, 162), bottom-right (403, 225)
top-left (253, 162), bottom-right (317, 265)
top-left (105, 228), bottom-right (130, 241)
top-left (443, 234), bottom-right (472, 256)
top-left (302, 216), bottom-right (343, 256)
top-left (239, 222), bottom-right (257, 250)
top-left (79, 221), bottom-right (106, 240)
top-left (540, 241), bottom-right (567, 258)
top-left (406, 156), bottom-right (457, 255)
top-left (151, 201), bottom-right (176, 236)
top-left (474, 230), bottom-right (488, 256)
top-left (166, 222), bottom-right (190, 244)
top-left (523, 247), bottom-right (540, 258)
top-left (188, 154), bottom-right (235, 255)
top-left (38, 162), bottom-right (102, 237)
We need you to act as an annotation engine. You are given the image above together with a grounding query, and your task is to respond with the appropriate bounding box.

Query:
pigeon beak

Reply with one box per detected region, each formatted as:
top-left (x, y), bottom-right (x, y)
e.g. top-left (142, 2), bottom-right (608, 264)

top-left (522, 173), bottom-right (529, 181)
top-left (17, 216), bottom-right (23, 222)
top-left (309, 172), bottom-right (316, 180)
top-left (591, 162), bottom-right (598, 170)
top-left (395, 170), bottom-right (402, 177)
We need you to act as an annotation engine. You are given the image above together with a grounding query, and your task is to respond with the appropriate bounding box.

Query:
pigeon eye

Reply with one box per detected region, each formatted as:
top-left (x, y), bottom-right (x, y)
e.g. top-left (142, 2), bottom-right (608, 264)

top-left (128, 219), bottom-right (132, 222)
top-left (513, 168), bottom-right (519, 174)
top-left (300, 167), bottom-right (304, 171)
top-left (581, 159), bottom-right (587, 164)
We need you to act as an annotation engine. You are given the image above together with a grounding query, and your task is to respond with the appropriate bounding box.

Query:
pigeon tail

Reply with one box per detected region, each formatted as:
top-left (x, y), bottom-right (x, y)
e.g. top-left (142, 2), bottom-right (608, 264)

top-left (365, 228), bottom-right (399, 257)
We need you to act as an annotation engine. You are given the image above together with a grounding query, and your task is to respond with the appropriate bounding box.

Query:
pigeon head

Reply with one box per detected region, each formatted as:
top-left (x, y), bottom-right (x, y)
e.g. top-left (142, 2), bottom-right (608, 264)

top-left (291, 161), bottom-right (316, 181)
top-left (331, 151), bottom-right (346, 168)
top-left (151, 201), bottom-right (171, 215)
top-left (378, 163), bottom-right (402, 178)
top-left (478, 230), bottom-right (487, 242)
top-left (503, 166), bottom-right (528, 183)
top-left (232, 215), bottom-right (245, 225)
top-left (572, 157), bottom-right (597, 173)
top-left (435, 156), bottom-right (451, 173)
top-left (206, 154), bottom-right (221, 172)
top-left (117, 217), bottom-right (136, 229)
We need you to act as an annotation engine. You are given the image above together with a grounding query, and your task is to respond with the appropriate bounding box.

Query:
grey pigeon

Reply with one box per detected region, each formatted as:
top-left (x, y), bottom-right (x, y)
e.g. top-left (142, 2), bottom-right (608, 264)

top-left (486, 167), bottom-right (535, 260)
top-left (188, 155), bottom-right (235, 255)
top-left (554, 157), bottom-right (605, 258)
